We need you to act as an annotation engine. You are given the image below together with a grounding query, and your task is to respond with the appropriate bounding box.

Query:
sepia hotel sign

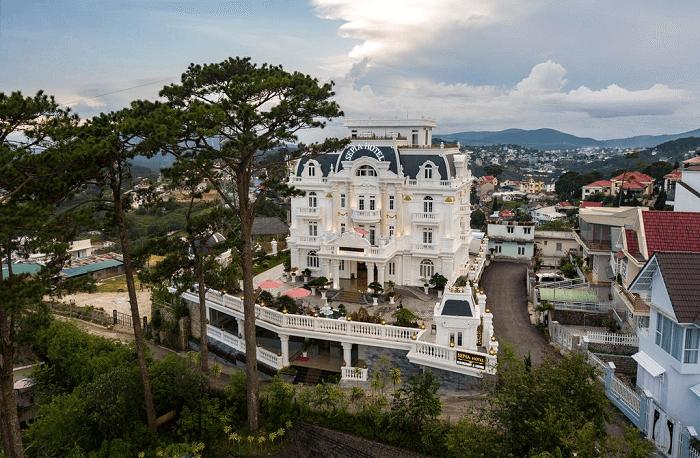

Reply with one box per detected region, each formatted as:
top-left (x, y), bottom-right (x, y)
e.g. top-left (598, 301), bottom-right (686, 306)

top-left (456, 350), bottom-right (487, 370)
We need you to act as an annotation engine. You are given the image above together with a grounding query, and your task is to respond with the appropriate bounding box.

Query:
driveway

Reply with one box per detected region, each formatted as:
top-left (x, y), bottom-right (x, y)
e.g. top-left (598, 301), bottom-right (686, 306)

top-left (481, 261), bottom-right (554, 364)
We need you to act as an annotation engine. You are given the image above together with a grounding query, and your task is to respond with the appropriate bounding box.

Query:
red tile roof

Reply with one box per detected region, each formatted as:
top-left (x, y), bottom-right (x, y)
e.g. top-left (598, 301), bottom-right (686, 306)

top-left (498, 209), bottom-right (514, 218)
top-left (684, 156), bottom-right (700, 165)
top-left (481, 175), bottom-right (496, 183)
top-left (612, 171), bottom-right (654, 183)
top-left (580, 201), bottom-right (604, 208)
top-left (625, 229), bottom-right (640, 256)
top-left (557, 201), bottom-right (574, 207)
top-left (664, 169), bottom-right (682, 180)
top-left (621, 181), bottom-right (646, 190)
top-left (642, 211), bottom-right (700, 255)
top-left (584, 179), bottom-right (612, 188)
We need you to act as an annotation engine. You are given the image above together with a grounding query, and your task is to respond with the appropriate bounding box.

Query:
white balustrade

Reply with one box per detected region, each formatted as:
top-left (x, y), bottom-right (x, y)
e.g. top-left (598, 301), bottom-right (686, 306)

top-left (610, 376), bottom-right (641, 415)
top-left (586, 330), bottom-right (639, 347)
top-left (298, 206), bottom-right (319, 216)
top-left (298, 235), bottom-right (319, 244)
top-left (352, 209), bottom-right (381, 221)
top-left (341, 366), bottom-right (369, 381)
top-left (413, 242), bottom-right (437, 252)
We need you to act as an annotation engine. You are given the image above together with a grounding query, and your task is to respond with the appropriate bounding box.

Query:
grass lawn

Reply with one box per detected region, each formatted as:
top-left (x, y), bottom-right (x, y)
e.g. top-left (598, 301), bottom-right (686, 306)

top-left (95, 275), bottom-right (129, 293)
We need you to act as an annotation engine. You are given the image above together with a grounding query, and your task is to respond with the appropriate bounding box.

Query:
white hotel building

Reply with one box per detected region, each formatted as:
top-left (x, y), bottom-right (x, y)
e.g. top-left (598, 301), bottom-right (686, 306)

top-left (287, 119), bottom-right (473, 290)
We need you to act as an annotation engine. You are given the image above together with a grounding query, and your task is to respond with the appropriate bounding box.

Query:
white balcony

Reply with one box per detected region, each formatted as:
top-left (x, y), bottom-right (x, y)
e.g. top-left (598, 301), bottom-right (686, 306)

top-left (412, 212), bottom-right (440, 224)
top-left (297, 206), bottom-right (320, 218)
top-left (413, 242), bottom-right (438, 252)
top-left (297, 235), bottom-right (319, 245)
top-left (351, 209), bottom-right (381, 223)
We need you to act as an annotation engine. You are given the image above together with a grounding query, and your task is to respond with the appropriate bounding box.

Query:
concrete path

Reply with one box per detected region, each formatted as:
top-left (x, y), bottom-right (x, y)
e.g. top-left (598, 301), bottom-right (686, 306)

top-left (481, 261), bottom-right (555, 365)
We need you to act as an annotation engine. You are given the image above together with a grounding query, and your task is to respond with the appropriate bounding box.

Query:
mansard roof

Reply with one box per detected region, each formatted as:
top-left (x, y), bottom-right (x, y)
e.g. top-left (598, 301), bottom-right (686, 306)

top-left (294, 144), bottom-right (458, 180)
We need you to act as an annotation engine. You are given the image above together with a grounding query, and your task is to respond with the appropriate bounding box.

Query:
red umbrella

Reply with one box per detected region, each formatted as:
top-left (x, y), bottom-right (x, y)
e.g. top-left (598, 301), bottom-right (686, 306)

top-left (283, 287), bottom-right (311, 298)
top-left (257, 279), bottom-right (283, 289)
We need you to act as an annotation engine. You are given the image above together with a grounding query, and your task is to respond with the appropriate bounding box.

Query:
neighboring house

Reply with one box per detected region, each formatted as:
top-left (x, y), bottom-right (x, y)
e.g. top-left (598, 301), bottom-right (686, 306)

top-left (629, 252), bottom-right (700, 454)
top-left (582, 179), bottom-right (612, 200)
top-left (518, 177), bottom-right (545, 194)
top-left (487, 218), bottom-right (535, 260)
top-left (673, 157), bottom-right (700, 212)
top-left (573, 206), bottom-right (639, 284)
top-left (68, 239), bottom-right (95, 260)
top-left (580, 201), bottom-right (604, 209)
top-left (531, 205), bottom-right (567, 223)
top-left (534, 230), bottom-right (580, 268)
top-left (610, 210), bottom-right (700, 332)
top-left (61, 253), bottom-right (124, 280)
top-left (252, 216), bottom-right (290, 241)
top-left (611, 171), bottom-right (655, 197)
top-left (287, 118), bottom-right (472, 289)
top-left (477, 175), bottom-right (498, 196)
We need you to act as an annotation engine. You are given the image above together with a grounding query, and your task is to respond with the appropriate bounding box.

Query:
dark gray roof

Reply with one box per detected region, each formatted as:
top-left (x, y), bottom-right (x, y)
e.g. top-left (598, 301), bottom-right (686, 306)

top-left (296, 154), bottom-right (339, 177)
top-left (441, 299), bottom-right (473, 317)
top-left (294, 146), bottom-right (456, 179)
top-left (655, 252), bottom-right (700, 323)
top-left (252, 217), bottom-right (289, 236)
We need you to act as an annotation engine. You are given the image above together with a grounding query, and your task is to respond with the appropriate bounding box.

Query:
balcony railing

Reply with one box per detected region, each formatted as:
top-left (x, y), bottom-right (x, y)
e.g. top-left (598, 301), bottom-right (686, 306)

top-left (289, 176), bottom-right (328, 184)
top-left (297, 206), bottom-right (319, 217)
top-left (412, 212), bottom-right (440, 223)
top-left (182, 288), bottom-right (497, 377)
top-left (404, 178), bottom-right (457, 188)
top-left (297, 235), bottom-right (319, 244)
top-left (351, 209), bottom-right (381, 221)
top-left (613, 283), bottom-right (650, 315)
top-left (413, 242), bottom-right (438, 252)
top-left (341, 366), bottom-right (369, 381)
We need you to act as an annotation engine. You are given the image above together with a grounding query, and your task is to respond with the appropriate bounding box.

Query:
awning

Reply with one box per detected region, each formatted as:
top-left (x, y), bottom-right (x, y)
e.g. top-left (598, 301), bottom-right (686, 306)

top-left (632, 351), bottom-right (665, 378)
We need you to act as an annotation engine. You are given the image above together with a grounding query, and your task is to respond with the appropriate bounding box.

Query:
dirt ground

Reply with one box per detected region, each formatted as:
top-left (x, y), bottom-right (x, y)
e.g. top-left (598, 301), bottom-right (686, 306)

top-left (57, 289), bottom-right (152, 320)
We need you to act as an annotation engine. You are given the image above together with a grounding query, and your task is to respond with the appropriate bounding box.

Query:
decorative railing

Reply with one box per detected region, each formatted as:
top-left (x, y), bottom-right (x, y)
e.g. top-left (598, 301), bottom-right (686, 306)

top-left (351, 209), bottom-right (381, 220)
top-left (207, 324), bottom-right (283, 370)
top-left (289, 176), bottom-right (328, 184)
top-left (297, 206), bottom-right (319, 216)
top-left (297, 235), bottom-right (319, 244)
top-left (341, 366), bottom-right (369, 381)
top-left (408, 341), bottom-right (496, 375)
top-left (186, 290), bottom-right (422, 346)
top-left (586, 330), bottom-right (639, 347)
top-left (403, 178), bottom-right (460, 188)
top-left (550, 300), bottom-right (612, 313)
top-left (586, 351), bottom-right (607, 382)
top-left (412, 212), bottom-right (439, 223)
top-left (413, 242), bottom-right (438, 252)
top-left (550, 321), bottom-right (576, 350)
top-left (610, 375), bottom-right (641, 415)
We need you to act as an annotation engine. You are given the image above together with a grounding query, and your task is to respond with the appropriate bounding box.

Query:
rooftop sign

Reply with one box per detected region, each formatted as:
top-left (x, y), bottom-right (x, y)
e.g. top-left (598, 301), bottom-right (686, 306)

top-left (344, 144), bottom-right (385, 162)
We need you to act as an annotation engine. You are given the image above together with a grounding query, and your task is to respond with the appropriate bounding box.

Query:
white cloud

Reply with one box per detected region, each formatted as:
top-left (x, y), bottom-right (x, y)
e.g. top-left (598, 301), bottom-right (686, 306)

top-left (311, 0), bottom-right (532, 62)
top-left (329, 61), bottom-right (690, 133)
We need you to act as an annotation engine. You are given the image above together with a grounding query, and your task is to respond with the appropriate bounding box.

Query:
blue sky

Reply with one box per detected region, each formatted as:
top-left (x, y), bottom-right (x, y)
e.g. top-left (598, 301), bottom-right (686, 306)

top-left (2, 0), bottom-right (699, 140)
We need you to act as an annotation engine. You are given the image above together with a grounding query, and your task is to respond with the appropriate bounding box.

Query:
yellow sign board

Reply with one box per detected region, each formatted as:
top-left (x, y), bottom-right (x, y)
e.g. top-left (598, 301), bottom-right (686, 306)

top-left (456, 351), bottom-right (487, 370)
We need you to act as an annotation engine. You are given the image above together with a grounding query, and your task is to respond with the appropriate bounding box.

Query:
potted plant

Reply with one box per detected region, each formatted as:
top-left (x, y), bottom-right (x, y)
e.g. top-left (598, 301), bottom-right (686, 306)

top-left (337, 303), bottom-right (347, 316)
top-left (283, 257), bottom-right (292, 281)
top-left (368, 281), bottom-right (383, 306)
top-left (421, 277), bottom-right (429, 295)
top-left (302, 268), bottom-right (312, 283)
top-left (430, 273), bottom-right (448, 298)
top-left (302, 338), bottom-right (311, 358)
top-left (386, 280), bottom-right (396, 305)
top-left (290, 267), bottom-right (298, 282)
top-left (309, 276), bottom-right (328, 298)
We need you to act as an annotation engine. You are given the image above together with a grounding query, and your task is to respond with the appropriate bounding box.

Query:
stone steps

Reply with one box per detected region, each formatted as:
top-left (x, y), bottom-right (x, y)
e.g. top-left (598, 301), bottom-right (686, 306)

top-left (332, 290), bottom-right (366, 304)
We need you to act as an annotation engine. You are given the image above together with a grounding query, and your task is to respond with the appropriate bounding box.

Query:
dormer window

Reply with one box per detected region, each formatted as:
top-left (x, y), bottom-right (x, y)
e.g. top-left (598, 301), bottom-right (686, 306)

top-left (308, 163), bottom-right (316, 177)
top-left (424, 163), bottom-right (433, 179)
top-left (308, 191), bottom-right (317, 208)
top-left (356, 165), bottom-right (377, 177)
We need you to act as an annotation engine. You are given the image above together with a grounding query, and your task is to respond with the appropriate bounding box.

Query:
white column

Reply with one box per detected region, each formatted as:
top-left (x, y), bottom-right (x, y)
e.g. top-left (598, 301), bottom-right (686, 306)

top-left (377, 263), bottom-right (385, 286)
top-left (367, 262), bottom-right (375, 291)
top-left (279, 334), bottom-right (290, 367)
top-left (341, 342), bottom-right (352, 367)
top-left (270, 239), bottom-right (278, 255)
top-left (332, 260), bottom-right (340, 289)
top-left (236, 318), bottom-right (244, 339)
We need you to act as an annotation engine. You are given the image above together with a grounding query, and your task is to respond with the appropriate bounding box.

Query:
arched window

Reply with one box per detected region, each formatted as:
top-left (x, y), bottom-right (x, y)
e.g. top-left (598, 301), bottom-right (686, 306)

top-left (356, 165), bottom-right (377, 177)
top-left (419, 259), bottom-right (434, 279)
top-left (424, 163), bottom-right (433, 179)
top-left (308, 191), bottom-right (317, 208)
top-left (423, 196), bottom-right (433, 213)
top-left (307, 251), bottom-right (319, 268)
top-left (307, 163), bottom-right (316, 177)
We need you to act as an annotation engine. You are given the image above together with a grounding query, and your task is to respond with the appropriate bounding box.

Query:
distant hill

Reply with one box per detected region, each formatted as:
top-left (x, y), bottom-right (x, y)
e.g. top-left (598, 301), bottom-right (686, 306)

top-left (653, 137), bottom-right (700, 155)
top-left (436, 128), bottom-right (700, 150)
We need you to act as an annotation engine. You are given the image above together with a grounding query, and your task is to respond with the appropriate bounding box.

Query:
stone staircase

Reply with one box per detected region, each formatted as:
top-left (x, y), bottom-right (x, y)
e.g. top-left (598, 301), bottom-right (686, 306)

top-left (292, 366), bottom-right (340, 385)
top-left (331, 290), bottom-right (367, 304)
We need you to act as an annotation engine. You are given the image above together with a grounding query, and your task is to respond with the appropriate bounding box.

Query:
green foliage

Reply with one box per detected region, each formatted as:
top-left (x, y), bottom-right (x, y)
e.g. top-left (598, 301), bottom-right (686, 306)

top-left (258, 290), bottom-right (275, 306)
top-left (445, 418), bottom-right (504, 457)
top-left (430, 272), bottom-right (448, 290)
top-left (470, 208), bottom-right (486, 229)
top-left (483, 164), bottom-right (504, 177)
top-left (555, 171), bottom-right (602, 201)
top-left (32, 321), bottom-right (136, 400)
top-left (367, 281), bottom-right (383, 296)
top-left (275, 294), bottom-right (300, 314)
top-left (393, 308), bottom-right (420, 328)
top-left (537, 219), bottom-right (572, 231)
top-left (150, 355), bottom-right (207, 414)
top-left (389, 371), bottom-right (442, 437)
top-left (559, 257), bottom-right (578, 279)
top-left (642, 160), bottom-right (674, 180)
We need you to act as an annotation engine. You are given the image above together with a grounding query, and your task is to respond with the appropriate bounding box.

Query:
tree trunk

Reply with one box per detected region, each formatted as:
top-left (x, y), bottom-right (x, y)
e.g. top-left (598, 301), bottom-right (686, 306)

top-left (113, 185), bottom-right (158, 432)
top-left (0, 256), bottom-right (25, 458)
top-left (238, 172), bottom-right (259, 432)
top-left (196, 258), bottom-right (209, 374)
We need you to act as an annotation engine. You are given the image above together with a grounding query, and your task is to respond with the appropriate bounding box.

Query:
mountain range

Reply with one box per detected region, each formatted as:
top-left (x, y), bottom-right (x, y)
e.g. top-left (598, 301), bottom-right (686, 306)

top-left (436, 128), bottom-right (700, 150)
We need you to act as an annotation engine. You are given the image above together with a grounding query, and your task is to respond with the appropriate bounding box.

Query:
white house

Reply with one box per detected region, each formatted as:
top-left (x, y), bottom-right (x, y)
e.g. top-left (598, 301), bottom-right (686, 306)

top-left (486, 219), bottom-right (535, 260)
top-left (534, 230), bottom-right (579, 268)
top-left (629, 252), bottom-right (700, 455)
top-left (287, 119), bottom-right (472, 290)
top-left (673, 157), bottom-right (700, 212)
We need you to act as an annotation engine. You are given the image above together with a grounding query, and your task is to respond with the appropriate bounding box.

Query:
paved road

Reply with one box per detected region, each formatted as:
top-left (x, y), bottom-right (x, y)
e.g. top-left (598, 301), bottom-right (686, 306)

top-left (481, 261), bottom-right (554, 365)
